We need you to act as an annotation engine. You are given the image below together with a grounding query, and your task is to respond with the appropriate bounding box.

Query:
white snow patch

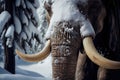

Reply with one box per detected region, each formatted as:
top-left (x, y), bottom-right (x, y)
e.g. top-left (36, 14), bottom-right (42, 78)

top-left (5, 25), bottom-right (14, 38)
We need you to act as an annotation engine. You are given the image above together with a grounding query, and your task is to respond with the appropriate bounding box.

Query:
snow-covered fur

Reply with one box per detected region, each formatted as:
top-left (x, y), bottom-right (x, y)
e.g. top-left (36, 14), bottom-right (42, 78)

top-left (45, 0), bottom-right (95, 40)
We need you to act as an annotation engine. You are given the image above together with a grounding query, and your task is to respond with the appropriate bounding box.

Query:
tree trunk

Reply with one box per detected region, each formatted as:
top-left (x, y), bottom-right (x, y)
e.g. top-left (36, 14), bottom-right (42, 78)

top-left (51, 21), bottom-right (81, 80)
top-left (4, 0), bottom-right (15, 74)
top-left (4, 44), bottom-right (15, 74)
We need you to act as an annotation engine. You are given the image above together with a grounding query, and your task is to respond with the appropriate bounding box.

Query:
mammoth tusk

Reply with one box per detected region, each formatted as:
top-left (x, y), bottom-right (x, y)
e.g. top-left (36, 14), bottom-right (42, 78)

top-left (15, 40), bottom-right (51, 62)
top-left (83, 37), bottom-right (120, 69)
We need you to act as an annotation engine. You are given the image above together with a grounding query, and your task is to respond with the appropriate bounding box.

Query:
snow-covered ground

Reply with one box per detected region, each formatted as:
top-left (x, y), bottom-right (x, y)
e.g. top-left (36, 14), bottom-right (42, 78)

top-left (0, 55), bottom-right (52, 80)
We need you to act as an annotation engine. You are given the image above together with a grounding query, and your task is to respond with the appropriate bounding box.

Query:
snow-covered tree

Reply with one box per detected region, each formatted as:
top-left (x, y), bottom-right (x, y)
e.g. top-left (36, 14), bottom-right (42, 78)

top-left (0, 0), bottom-right (50, 73)
top-left (0, 0), bottom-right (4, 12)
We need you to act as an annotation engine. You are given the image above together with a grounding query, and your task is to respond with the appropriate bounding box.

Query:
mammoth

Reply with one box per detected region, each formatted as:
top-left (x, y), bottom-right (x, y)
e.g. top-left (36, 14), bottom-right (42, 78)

top-left (16, 0), bottom-right (120, 80)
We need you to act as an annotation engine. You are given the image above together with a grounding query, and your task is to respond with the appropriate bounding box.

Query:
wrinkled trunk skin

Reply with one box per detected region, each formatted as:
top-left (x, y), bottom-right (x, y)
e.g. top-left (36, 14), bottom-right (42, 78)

top-left (51, 21), bottom-right (81, 80)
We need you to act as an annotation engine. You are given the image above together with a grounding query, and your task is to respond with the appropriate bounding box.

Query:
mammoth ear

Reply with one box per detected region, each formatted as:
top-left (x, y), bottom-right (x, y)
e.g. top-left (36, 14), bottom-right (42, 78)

top-left (44, 1), bottom-right (52, 24)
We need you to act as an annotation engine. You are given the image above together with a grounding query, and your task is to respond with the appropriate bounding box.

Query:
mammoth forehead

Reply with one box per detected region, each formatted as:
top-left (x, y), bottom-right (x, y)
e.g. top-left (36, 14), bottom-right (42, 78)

top-left (51, 0), bottom-right (88, 23)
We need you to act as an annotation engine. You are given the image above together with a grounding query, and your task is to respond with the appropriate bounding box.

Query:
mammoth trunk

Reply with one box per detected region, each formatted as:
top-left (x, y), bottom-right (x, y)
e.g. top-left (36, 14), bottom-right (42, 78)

top-left (50, 21), bottom-right (81, 80)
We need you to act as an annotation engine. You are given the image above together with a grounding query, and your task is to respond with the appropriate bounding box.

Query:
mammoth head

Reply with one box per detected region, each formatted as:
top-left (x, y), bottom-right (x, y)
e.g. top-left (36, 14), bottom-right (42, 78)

top-left (16, 0), bottom-right (120, 69)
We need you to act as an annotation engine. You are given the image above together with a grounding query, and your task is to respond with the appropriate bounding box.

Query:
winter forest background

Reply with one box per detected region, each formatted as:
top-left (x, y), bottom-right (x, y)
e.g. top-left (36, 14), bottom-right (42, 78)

top-left (0, 0), bottom-right (53, 80)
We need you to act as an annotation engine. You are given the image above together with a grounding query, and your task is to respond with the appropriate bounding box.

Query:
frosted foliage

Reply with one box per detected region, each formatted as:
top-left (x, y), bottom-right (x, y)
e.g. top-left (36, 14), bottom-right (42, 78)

top-left (33, 10), bottom-right (40, 26)
top-left (15, 0), bottom-right (21, 7)
top-left (31, 39), bottom-right (35, 49)
top-left (33, 0), bottom-right (40, 8)
top-left (20, 32), bottom-right (27, 40)
top-left (0, 11), bottom-right (11, 34)
top-left (26, 0), bottom-right (39, 26)
top-left (5, 25), bottom-right (14, 38)
top-left (26, 0), bottom-right (34, 10)
top-left (37, 34), bottom-right (43, 43)
top-left (0, 0), bottom-right (46, 53)
top-left (14, 14), bottom-right (22, 34)
top-left (20, 11), bottom-right (28, 26)
top-left (37, 0), bottom-right (48, 42)
top-left (26, 0), bottom-right (36, 17)
top-left (14, 41), bottom-right (25, 53)
top-left (25, 10), bottom-right (31, 19)
top-left (28, 21), bottom-right (37, 34)
top-left (21, 0), bottom-right (26, 9)
top-left (24, 41), bottom-right (32, 54)
top-left (23, 26), bottom-right (32, 41)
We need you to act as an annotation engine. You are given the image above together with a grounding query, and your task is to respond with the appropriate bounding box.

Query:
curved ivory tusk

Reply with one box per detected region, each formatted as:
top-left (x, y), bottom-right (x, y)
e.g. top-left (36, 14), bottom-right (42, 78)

top-left (83, 37), bottom-right (120, 69)
top-left (15, 40), bottom-right (51, 62)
